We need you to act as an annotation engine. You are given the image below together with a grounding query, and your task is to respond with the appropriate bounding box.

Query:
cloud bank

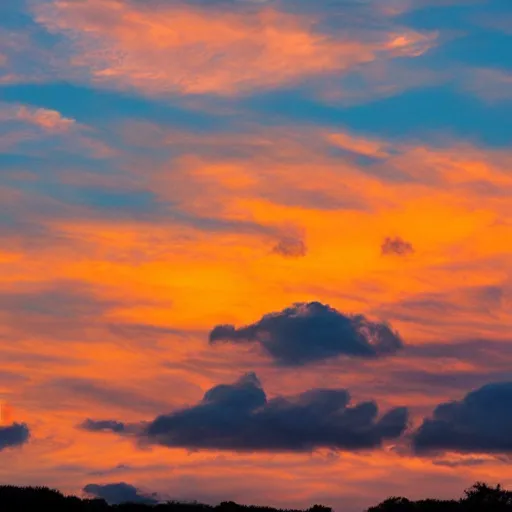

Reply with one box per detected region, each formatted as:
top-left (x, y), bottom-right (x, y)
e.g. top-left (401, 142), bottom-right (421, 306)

top-left (82, 373), bottom-right (408, 452)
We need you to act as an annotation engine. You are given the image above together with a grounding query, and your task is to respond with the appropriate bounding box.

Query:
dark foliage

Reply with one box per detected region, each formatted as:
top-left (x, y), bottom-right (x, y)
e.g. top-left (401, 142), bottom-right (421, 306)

top-left (0, 485), bottom-right (332, 512)
top-left (1, 483), bottom-right (512, 512)
top-left (367, 483), bottom-right (512, 512)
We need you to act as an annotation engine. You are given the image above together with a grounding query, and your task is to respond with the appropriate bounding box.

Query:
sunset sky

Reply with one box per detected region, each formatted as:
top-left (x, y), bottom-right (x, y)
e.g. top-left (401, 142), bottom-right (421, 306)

top-left (0, 0), bottom-right (511, 510)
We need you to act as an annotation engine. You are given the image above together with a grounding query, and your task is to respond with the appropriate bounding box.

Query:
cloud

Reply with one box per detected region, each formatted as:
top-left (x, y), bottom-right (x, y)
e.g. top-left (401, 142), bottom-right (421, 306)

top-left (32, 376), bottom-right (171, 416)
top-left (209, 302), bottom-right (404, 366)
top-left (0, 103), bottom-right (76, 133)
top-left (432, 456), bottom-right (496, 468)
top-left (381, 237), bottom-right (414, 256)
top-left (0, 281), bottom-right (114, 320)
top-left (328, 132), bottom-right (389, 158)
top-left (0, 280), bottom-right (121, 343)
top-left (0, 102), bottom-right (78, 153)
top-left (88, 463), bottom-right (172, 477)
top-left (83, 482), bottom-right (159, 505)
top-left (464, 68), bottom-right (512, 104)
top-left (413, 382), bottom-right (512, 454)
top-left (272, 236), bottom-right (307, 258)
top-left (82, 373), bottom-right (408, 452)
top-left (81, 419), bottom-right (126, 434)
top-left (0, 423), bottom-right (30, 451)
top-left (0, 101), bottom-right (113, 159)
top-left (32, 0), bottom-right (436, 96)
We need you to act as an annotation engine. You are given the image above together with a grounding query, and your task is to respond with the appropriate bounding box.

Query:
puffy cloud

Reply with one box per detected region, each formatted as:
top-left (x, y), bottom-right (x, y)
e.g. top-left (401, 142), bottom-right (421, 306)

top-left (210, 302), bottom-right (404, 366)
top-left (83, 482), bottom-right (159, 505)
top-left (381, 237), bottom-right (414, 256)
top-left (272, 236), bottom-right (307, 258)
top-left (82, 373), bottom-right (408, 452)
top-left (0, 423), bottom-right (29, 451)
top-left (413, 382), bottom-right (512, 454)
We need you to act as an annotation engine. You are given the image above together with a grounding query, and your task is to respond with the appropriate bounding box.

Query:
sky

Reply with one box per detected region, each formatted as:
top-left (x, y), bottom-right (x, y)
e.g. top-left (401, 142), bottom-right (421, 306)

top-left (0, 0), bottom-right (511, 510)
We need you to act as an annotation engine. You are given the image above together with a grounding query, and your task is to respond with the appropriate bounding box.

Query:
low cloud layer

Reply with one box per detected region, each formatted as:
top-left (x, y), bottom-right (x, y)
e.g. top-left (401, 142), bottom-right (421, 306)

top-left (83, 482), bottom-right (158, 505)
top-left (210, 302), bottom-right (404, 365)
top-left (413, 382), bottom-right (512, 454)
top-left (0, 423), bottom-right (30, 451)
top-left (82, 373), bottom-right (408, 452)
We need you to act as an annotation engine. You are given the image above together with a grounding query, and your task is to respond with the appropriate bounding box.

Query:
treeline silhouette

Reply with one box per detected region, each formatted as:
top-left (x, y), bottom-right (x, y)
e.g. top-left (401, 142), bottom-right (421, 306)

top-left (0, 483), bottom-right (511, 512)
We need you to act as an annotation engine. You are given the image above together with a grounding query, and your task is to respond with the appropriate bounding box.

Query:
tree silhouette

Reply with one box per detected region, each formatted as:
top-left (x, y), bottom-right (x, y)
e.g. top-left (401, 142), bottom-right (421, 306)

top-left (0, 482), bottom-right (511, 512)
top-left (463, 482), bottom-right (512, 510)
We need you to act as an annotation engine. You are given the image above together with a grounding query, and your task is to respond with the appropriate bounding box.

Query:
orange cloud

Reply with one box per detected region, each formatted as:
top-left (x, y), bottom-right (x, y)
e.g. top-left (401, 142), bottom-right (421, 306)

top-left (0, 103), bottom-right (75, 131)
top-left (0, 102), bottom-right (116, 157)
top-left (15, 105), bottom-right (75, 132)
top-left (328, 131), bottom-right (390, 158)
top-left (33, 0), bottom-right (436, 95)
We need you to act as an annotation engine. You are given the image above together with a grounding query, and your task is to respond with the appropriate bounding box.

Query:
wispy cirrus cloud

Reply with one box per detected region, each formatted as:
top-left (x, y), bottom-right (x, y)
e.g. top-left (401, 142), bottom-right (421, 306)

top-left (464, 68), bottom-right (512, 104)
top-left (29, 0), bottom-right (436, 97)
top-left (0, 101), bottom-right (114, 158)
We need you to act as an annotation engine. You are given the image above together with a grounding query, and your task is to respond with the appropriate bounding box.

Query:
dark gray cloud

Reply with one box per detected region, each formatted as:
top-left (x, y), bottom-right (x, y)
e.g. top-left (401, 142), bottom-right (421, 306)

top-left (83, 482), bottom-right (159, 505)
top-left (209, 302), bottom-right (403, 366)
top-left (82, 373), bottom-right (408, 452)
top-left (413, 382), bottom-right (512, 454)
top-left (81, 419), bottom-right (126, 434)
top-left (0, 423), bottom-right (30, 451)
top-left (381, 237), bottom-right (414, 256)
top-left (272, 236), bottom-right (307, 258)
